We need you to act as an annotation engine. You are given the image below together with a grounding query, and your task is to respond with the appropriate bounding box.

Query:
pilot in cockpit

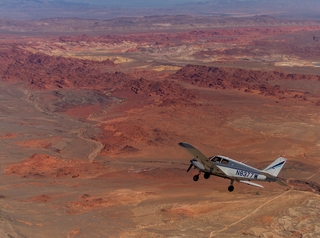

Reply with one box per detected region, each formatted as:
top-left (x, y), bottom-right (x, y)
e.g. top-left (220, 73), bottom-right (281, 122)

top-left (210, 156), bottom-right (222, 163)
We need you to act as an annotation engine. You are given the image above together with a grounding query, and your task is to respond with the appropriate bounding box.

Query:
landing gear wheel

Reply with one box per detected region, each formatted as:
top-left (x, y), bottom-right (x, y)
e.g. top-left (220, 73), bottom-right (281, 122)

top-left (228, 185), bottom-right (234, 192)
top-left (193, 174), bottom-right (199, 182)
top-left (204, 172), bottom-right (210, 179)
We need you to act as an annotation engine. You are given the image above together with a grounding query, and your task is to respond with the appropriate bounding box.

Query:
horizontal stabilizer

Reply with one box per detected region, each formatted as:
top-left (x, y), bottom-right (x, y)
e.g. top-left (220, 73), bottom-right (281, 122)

top-left (262, 157), bottom-right (287, 177)
top-left (240, 180), bottom-right (264, 188)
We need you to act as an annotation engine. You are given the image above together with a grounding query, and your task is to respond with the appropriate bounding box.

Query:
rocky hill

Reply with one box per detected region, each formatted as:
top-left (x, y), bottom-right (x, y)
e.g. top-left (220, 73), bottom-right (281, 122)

top-left (0, 47), bottom-right (199, 106)
top-left (170, 64), bottom-right (320, 98)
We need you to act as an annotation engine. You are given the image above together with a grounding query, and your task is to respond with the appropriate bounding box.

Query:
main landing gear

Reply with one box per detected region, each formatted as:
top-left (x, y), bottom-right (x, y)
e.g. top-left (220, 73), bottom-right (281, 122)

top-left (191, 172), bottom-right (235, 192)
top-left (192, 171), bottom-right (211, 181)
top-left (203, 172), bottom-right (211, 179)
top-left (228, 180), bottom-right (234, 192)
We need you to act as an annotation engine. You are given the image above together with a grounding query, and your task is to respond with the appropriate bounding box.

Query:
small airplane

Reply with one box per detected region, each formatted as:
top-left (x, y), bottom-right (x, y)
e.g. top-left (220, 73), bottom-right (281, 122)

top-left (178, 142), bottom-right (286, 192)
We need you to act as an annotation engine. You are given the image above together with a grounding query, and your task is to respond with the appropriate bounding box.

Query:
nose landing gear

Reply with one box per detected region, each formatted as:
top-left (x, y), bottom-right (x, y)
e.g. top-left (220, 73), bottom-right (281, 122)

top-left (193, 174), bottom-right (199, 181)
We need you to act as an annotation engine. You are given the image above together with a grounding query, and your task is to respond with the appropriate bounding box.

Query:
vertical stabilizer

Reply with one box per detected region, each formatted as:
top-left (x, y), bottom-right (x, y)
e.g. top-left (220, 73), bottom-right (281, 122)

top-left (262, 157), bottom-right (287, 177)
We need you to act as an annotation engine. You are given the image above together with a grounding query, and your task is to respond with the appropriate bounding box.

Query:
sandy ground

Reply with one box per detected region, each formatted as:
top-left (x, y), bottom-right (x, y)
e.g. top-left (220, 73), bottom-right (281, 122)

top-left (0, 79), bottom-right (319, 237)
top-left (0, 18), bottom-right (320, 237)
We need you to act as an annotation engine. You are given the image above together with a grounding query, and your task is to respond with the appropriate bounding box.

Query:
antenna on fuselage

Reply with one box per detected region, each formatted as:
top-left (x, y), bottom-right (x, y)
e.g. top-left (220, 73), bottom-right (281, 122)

top-left (241, 159), bottom-right (250, 164)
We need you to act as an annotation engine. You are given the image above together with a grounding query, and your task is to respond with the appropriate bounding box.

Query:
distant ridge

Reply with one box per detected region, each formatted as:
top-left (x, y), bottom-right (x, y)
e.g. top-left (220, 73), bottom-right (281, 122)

top-left (0, 0), bottom-right (319, 20)
top-left (1, 15), bottom-right (318, 34)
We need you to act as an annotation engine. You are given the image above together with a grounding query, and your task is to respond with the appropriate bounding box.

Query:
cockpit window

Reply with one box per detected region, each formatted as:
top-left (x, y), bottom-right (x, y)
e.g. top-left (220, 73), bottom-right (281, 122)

top-left (210, 156), bottom-right (229, 164)
top-left (221, 159), bottom-right (229, 164)
top-left (210, 156), bottom-right (222, 163)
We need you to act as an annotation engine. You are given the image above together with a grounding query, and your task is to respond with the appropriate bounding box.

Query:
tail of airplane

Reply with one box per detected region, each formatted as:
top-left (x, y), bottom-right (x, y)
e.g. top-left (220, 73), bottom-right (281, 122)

top-left (262, 157), bottom-right (287, 177)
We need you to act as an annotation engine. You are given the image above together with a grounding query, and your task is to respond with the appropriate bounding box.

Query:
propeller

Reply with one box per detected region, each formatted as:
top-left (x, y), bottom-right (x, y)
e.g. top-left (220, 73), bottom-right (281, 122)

top-left (187, 163), bottom-right (193, 172)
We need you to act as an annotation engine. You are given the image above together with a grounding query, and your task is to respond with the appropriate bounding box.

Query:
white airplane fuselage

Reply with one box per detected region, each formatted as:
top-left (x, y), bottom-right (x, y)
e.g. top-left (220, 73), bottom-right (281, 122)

top-left (190, 156), bottom-right (275, 183)
top-left (179, 142), bottom-right (286, 192)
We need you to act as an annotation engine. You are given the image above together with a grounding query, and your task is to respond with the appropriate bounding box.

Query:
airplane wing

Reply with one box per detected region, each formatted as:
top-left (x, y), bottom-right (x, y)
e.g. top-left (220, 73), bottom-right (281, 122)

top-left (178, 142), bottom-right (219, 172)
top-left (240, 180), bottom-right (264, 188)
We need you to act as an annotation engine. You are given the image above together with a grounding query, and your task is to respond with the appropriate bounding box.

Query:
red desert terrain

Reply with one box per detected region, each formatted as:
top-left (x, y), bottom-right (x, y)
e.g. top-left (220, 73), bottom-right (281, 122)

top-left (0, 15), bottom-right (320, 237)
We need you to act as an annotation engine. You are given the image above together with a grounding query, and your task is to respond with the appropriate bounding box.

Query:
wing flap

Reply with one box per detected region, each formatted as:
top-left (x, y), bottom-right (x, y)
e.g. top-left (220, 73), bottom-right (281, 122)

top-left (240, 180), bottom-right (264, 188)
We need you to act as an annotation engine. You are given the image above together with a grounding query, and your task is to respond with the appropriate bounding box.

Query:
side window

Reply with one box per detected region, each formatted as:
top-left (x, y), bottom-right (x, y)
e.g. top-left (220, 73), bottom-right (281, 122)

top-left (221, 159), bottom-right (229, 165)
top-left (213, 157), bottom-right (221, 163)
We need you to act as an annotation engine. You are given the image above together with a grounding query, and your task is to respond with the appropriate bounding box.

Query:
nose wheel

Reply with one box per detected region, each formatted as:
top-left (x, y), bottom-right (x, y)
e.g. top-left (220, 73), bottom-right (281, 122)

top-left (193, 174), bottom-right (199, 181)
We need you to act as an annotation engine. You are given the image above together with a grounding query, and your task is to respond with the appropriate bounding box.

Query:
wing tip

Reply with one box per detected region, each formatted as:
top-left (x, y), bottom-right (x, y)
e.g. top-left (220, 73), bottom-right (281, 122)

top-left (178, 142), bottom-right (193, 149)
top-left (178, 142), bottom-right (185, 147)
